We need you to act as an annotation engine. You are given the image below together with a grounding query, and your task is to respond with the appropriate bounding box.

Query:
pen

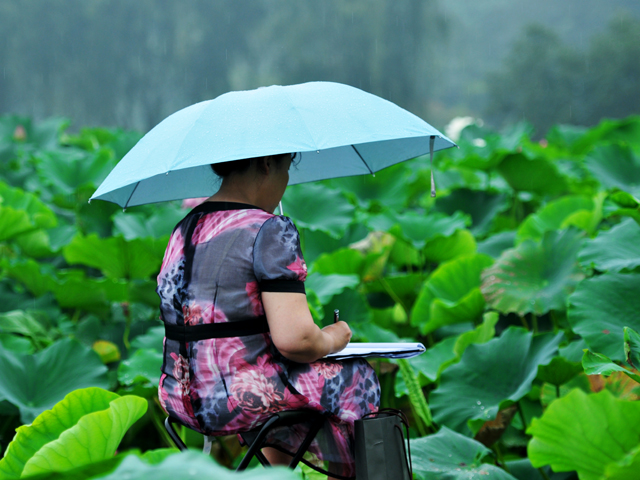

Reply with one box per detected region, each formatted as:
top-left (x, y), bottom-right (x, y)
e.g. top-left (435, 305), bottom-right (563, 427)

top-left (334, 309), bottom-right (339, 323)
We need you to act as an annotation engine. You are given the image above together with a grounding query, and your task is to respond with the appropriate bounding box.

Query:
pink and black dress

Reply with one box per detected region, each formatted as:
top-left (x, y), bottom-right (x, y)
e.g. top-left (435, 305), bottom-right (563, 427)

top-left (157, 201), bottom-right (380, 478)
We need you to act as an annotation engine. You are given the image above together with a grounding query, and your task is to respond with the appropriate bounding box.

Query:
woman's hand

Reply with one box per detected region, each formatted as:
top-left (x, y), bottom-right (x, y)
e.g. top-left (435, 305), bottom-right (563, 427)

top-left (262, 292), bottom-right (352, 363)
top-left (321, 321), bottom-right (352, 354)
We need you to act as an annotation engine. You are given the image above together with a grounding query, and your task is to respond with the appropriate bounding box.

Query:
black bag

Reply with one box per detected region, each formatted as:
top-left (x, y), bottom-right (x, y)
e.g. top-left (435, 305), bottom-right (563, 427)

top-left (354, 408), bottom-right (412, 480)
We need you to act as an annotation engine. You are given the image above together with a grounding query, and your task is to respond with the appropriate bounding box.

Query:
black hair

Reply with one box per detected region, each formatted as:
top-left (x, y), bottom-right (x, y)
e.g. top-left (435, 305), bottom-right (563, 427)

top-left (210, 152), bottom-right (299, 178)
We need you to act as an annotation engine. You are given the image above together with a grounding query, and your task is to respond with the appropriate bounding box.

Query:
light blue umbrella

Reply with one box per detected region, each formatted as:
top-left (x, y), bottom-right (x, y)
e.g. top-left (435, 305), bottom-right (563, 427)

top-left (91, 82), bottom-right (456, 208)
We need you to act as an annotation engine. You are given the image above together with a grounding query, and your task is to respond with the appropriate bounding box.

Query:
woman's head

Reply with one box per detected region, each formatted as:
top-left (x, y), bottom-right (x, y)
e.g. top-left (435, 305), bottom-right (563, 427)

top-left (209, 153), bottom-right (298, 213)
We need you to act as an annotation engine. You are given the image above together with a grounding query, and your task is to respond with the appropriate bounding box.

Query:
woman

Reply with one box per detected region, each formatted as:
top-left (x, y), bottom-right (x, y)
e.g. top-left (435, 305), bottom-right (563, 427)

top-left (157, 152), bottom-right (380, 479)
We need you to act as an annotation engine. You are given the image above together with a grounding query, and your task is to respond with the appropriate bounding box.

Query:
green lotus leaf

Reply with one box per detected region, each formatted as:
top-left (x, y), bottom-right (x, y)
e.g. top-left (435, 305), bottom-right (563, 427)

top-left (0, 182), bottom-right (56, 242)
top-left (363, 273), bottom-right (425, 312)
top-left (395, 336), bottom-right (458, 396)
top-left (411, 426), bottom-right (517, 480)
top-left (568, 272), bottom-right (640, 361)
top-left (0, 334), bottom-right (34, 355)
top-left (34, 147), bottom-right (114, 196)
top-left (528, 389), bottom-right (640, 480)
top-left (63, 233), bottom-right (165, 280)
top-left (624, 326), bottom-right (640, 369)
top-left (0, 338), bottom-right (109, 423)
top-left (573, 116), bottom-right (640, 154)
top-left (497, 153), bottom-right (568, 195)
top-left (422, 229), bottom-right (477, 263)
top-left (536, 356), bottom-right (583, 387)
top-left (326, 161), bottom-right (413, 211)
top-left (131, 326), bottom-right (164, 351)
top-left (311, 248), bottom-right (366, 276)
top-left (283, 183), bottom-right (355, 239)
top-left (609, 188), bottom-right (640, 209)
top-left (412, 254), bottom-right (494, 334)
top-left (95, 450), bottom-right (298, 480)
top-left (481, 229), bottom-right (585, 316)
top-left (0, 387), bottom-right (147, 478)
top-left (371, 211), bottom-right (468, 250)
top-left (322, 288), bottom-right (372, 331)
top-left (517, 195), bottom-right (598, 244)
top-left (0, 310), bottom-right (53, 349)
top-left (118, 348), bottom-right (163, 386)
top-left (396, 312), bottom-right (498, 396)
top-left (579, 218), bottom-right (640, 272)
top-left (430, 327), bottom-right (562, 434)
top-left (305, 272), bottom-right (360, 304)
top-left (603, 445), bottom-right (640, 480)
top-left (582, 350), bottom-right (640, 383)
top-left (112, 205), bottom-right (185, 240)
top-left (434, 188), bottom-right (509, 236)
top-left (477, 231), bottom-right (516, 258)
top-left (585, 144), bottom-right (640, 191)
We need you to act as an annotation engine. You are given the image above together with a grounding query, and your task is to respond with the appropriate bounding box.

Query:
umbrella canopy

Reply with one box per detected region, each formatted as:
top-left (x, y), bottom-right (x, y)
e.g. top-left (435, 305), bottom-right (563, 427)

top-left (91, 81), bottom-right (456, 207)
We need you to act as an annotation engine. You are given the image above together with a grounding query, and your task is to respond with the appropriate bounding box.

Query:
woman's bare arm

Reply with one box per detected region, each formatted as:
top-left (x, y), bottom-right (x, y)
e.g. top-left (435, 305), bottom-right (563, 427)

top-left (262, 291), bottom-right (351, 363)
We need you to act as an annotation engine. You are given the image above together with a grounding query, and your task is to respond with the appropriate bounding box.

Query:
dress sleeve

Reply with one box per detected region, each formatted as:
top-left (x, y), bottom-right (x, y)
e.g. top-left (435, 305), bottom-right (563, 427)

top-left (253, 216), bottom-right (307, 294)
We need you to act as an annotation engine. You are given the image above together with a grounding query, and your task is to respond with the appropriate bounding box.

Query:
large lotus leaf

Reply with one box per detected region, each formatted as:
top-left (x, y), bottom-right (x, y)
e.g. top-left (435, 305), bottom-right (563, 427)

top-left (517, 195), bottom-right (597, 244)
top-left (582, 350), bottom-right (640, 384)
top-left (571, 116), bottom-right (640, 155)
top-left (297, 224), bottom-right (369, 264)
top-left (131, 326), bottom-right (164, 351)
top-left (585, 144), bottom-right (640, 191)
top-left (0, 334), bottom-right (34, 355)
top-left (112, 205), bottom-right (185, 240)
top-left (322, 288), bottom-right (372, 331)
top-left (397, 312), bottom-right (499, 397)
top-left (0, 182), bottom-right (56, 241)
top-left (568, 272), bottom-right (640, 361)
top-left (370, 211), bottom-right (468, 250)
top-left (63, 234), bottom-right (165, 280)
top-left (434, 188), bottom-right (509, 236)
top-left (0, 338), bottom-right (109, 423)
top-left (422, 229), bottom-right (477, 263)
top-left (624, 326), bottom-right (640, 369)
top-left (395, 336), bottom-right (458, 396)
top-left (363, 273), bottom-right (425, 311)
top-left (0, 387), bottom-right (147, 478)
top-left (411, 426), bottom-right (517, 480)
top-left (34, 148), bottom-right (114, 197)
top-left (430, 327), bottom-right (563, 434)
top-left (477, 231), bottom-right (516, 258)
top-left (536, 356), bottom-right (583, 387)
top-left (311, 248), bottom-right (366, 276)
top-left (118, 348), bottom-right (163, 386)
top-left (305, 272), bottom-right (360, 304)
top-left (283, 183), bottom-right (355, 239)
top-left (95, 450), bottom-right (297, 480)
top-left (579, 218), bottom-right (640, 272)
top-left (603, 445), bottom-right (640, 480)
top-left (497, 153), bottom-right (568, 195)
top-left (326, 161), bottom-right (413, 211)
top-left (412, 254), bottom-right (494, 334)
top-left (528, 389), bottom-right (640, 480)
top-left (0, 310), bottom-right (53, 349)
top-left (481, 229), bottom-right (584, 316)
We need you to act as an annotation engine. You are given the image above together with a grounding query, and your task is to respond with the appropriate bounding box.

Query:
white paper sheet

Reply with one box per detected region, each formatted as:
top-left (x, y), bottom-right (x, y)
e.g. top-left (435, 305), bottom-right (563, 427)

top-left (325, 342), bottom-right (426, 361)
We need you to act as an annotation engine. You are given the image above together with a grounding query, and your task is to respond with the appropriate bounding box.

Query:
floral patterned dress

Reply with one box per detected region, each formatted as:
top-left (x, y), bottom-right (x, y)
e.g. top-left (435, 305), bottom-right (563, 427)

top-left (157, 201), bottom-right (380, 478)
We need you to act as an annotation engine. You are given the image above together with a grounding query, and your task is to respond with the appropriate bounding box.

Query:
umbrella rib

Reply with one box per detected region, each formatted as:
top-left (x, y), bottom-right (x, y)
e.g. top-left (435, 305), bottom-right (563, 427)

top-left (351, 145), bottom-right (374, 175)
top-left (123, 182), bottom-right (140, 210)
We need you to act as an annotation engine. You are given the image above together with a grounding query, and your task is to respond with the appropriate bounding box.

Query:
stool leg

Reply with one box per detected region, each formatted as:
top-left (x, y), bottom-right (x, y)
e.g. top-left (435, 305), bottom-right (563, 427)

top-left (288, 416), bottom-right (324, 469)
top-left (236, 416), bottom-right (280, 471)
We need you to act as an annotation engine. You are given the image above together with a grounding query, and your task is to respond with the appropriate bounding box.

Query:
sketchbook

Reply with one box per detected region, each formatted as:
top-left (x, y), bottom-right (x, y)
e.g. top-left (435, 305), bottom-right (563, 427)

top-left (325, 342), bottom-right (426, 361)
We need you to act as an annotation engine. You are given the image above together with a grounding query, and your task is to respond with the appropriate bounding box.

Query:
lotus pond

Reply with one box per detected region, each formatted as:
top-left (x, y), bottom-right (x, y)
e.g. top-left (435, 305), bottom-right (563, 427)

top-left (0, 114), bottom-right (639, 479)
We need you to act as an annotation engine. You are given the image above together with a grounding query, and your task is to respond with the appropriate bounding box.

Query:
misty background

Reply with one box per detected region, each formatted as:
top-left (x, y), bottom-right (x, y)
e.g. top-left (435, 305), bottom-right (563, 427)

top-left (1, 0), bottom-right (639, 137)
